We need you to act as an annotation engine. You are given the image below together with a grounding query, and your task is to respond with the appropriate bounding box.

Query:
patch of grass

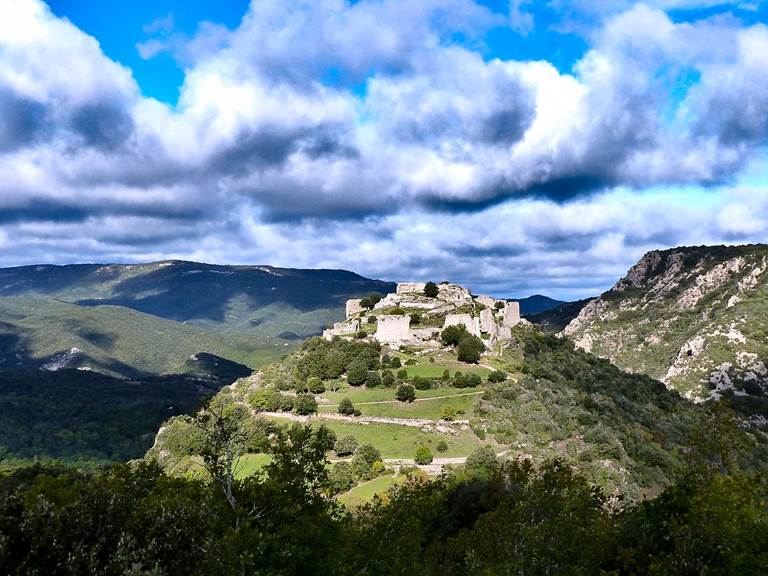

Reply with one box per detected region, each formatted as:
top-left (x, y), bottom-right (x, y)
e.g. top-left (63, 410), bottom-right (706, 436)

top-left (303, 420), bottom-right (481, 459)
top-left (235, 453), bottom-right (273, 478)
top-left (338, 473), bottom-right (404, 507)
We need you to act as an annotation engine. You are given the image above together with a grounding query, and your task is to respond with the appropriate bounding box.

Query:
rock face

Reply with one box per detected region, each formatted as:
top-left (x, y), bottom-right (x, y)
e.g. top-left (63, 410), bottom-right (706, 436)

top-left (563, 244), bottom-right (768, 408)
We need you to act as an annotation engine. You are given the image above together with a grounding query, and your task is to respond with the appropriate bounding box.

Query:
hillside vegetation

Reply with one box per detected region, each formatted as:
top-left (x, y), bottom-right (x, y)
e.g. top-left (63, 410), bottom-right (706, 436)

top-left (149, 321), bottom-right (720, 497)
top-left (564, 244), bottom-right (768, 417)
top-left (0, 261), bottom-right (394, 378)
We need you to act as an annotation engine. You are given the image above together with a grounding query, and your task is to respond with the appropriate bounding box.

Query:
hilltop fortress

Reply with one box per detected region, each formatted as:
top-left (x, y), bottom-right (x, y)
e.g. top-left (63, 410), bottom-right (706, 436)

top-left (324, 281), bottom-right (521, 351)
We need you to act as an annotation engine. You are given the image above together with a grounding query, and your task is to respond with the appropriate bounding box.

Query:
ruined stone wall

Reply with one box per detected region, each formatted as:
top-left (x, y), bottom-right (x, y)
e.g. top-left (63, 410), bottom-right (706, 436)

top-left (501, 302), bottom-right (521, 327)
top-left (396, 282), bottom-right (427, 295)
top-left (479, 308), bottom-right (497, 336)
top-left (322, 319), bottom-right (361, 340)
top-left (476, 295), bottom-right (499, 309)
top-left (443, 313), bottom-right (480, 337)
top-left (375, 315), bottom-right (412, 345)
top-left (438, 284), bottom-right (472, 306)
top-left (346, 299), bottom-right (365, 317)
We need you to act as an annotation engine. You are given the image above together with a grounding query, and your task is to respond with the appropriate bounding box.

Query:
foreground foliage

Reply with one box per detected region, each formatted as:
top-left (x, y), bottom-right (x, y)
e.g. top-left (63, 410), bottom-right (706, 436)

top-left (2, 412), bottom-right (767, 576)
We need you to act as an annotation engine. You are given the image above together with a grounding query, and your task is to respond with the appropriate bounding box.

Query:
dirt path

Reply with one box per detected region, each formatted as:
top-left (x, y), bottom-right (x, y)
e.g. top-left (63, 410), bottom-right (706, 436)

top-left (258, 410), bottom-right (469, 429)
top-left (321, 390), bottom-right (485, 408)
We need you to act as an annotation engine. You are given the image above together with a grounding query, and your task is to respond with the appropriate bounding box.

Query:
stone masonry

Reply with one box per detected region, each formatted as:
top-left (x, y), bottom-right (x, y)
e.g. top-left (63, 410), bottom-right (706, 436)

top-left (346, 298), bottom-right (365, 317)
top-left (375, 315), bottom-right (412, 345)
top-left (443, 313), bottom-right (481, 337)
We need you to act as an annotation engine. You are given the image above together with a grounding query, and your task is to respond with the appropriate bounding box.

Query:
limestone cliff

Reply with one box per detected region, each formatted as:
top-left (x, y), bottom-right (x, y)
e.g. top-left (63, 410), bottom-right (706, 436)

top-left (563, 244), bottom-right (768, 418)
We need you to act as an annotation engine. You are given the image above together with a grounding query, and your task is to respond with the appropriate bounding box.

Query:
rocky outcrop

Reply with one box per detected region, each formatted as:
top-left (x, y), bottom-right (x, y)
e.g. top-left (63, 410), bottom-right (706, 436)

top-left (562, 244), bottom-right (768, 407)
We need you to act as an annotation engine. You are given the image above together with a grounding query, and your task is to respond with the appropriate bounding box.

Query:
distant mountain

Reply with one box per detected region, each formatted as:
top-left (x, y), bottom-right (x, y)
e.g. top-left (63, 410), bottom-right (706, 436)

top-left (563, 244), bottom-right (768, 419)
top-left (525, 298), bottom-right (593, 332)
top-left (516, 294), bottom-right (567, 315)
top-left (0, 261), bottom-right (395, 377)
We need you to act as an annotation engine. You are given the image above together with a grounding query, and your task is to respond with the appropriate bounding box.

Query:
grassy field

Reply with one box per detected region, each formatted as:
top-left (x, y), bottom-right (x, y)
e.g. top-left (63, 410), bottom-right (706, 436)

top-left (303, 420), bottom-right (481, 459)
top-left (338, 473), bottom-right (405, 507)
top-left (323, 393), bottom-right (482, 420)
top-left (319, 385), bottom-right (482, 405)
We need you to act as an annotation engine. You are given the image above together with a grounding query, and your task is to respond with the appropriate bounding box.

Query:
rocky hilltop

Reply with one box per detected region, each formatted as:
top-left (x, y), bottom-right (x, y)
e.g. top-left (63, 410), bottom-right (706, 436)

top-left (563, 244), bottom-right (768, 416)
top-left (324, 281), bottom-right (522, 351)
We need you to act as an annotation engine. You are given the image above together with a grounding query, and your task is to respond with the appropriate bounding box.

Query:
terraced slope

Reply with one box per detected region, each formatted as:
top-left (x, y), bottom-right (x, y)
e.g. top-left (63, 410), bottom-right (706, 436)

top-left (563, 244), bottom-right (768, 415)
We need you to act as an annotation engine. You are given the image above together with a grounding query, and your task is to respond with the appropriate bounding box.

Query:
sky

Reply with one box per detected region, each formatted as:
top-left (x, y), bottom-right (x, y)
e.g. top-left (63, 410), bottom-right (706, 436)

top-left (1, 1), bottom-right (767, 299)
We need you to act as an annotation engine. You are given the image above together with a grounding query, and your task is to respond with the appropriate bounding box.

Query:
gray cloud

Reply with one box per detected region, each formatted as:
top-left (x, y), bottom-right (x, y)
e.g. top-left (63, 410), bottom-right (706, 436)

top-left (0, 1), bottom-right (767, 298)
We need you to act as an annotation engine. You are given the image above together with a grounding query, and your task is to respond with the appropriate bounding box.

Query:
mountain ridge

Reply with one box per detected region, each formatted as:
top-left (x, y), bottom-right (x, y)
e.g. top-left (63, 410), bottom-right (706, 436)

top-left (563, 243), bottom-right (768, 418)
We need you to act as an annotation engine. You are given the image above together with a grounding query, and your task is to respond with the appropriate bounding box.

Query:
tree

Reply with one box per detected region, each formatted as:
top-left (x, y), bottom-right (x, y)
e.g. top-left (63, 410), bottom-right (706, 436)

top-left (390, 356), bottom-right (402, 368)
top-left (409, 312), bottom-right (422, 325)
top-left (193, 402), bottom-right (247, 513)
top-left (294, 393), bottom-right (318, 415)
top-left (465, 446), bottom-right (500, 479)
top-left (396, 384), bottom-right (416, 403)
top-left (397, 368), bottom-right (408, 379)
top-left (347, 358), bottom-right (368, 386)
top-left (334, 435), bottom-right (359, 456)
top-left (414, 444), bottom-right (433, 465)
top-left (248, 388), bottom-right (281, 412)
top-left (424, 281), bottom-right (439, 297)
top-left (366, 370), bottom-right (382, 388)
top-left (368, 315), bottom-right (376, 324)
top-left (307, 377), bottom-right (325, 394)
top-left (352, 444), bottom-right (383, 480)
top-left (494, 301), bottom-right (505, 310)
top-left (360, 293), bottom-right (383, 309)
top-left (382, 370), bottom-right (395, 387)
top-left (457, 334), bottom-right (485, 363)
top-left (441, 324), bottom-right (468, 346)
top-left (328, 461), bottom-right (355, 494)
top-left (338, 397), bottom-right (356, 416)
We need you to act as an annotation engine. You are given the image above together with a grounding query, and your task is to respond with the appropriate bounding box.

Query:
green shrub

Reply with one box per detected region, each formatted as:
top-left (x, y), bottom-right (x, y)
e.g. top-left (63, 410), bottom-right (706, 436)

top-left (307, 377), bottom-right (325, 394)
top-left (278, 395), bottom-right (294, 412)
top-left (360, 294), bottom-right (383, 309)
top-left (391, 307), bottom-right (406, 315)
top-left (352, 444), bottom-right (383, 480)
top-left (368, 315), bottom-right (376, 324)
top-left (248, 388), bottom-right (281, 412)
top-left (424, 281), bottom-right (439, 297)
top-left (413, 376), bottom-right (433, 390)
top-left (347, 358), bottom-right (368, 386)
top-left (293, 393), bottom-right (317, 415)
top-left (382, 371), bottom-right (395, 387)
top-left (390, 356), bottom-right (402, 368)
top-left (328, 461), bottom-right (355, 493)
top-left (366, 370), bottom-right (382, 388)
top-left (441, 324), bottom-right (468, 346)
top-left (355, 331), bottom-right (368, 339)
top-left (334, 434), bottom-right (359, 456)
top-left (488, 370), bottom-right (507, 383)
top-left (414, 444), bottom-right (433, 465)
top-left (465, 446), bottom-right (500, 479)
top-left (410, 313), bottom-right (422, 325)
top-left (457, 334), bottom-right (485, 363)
top-left (405, 359), bottom-right (416, 366)
top-left (441, 405), bottom-right (458, 421)
top-left (396, 384), bottom-right (416, 403)
top-left (397, 368), bottom-right (408, 379)
top-left (338, 397), bottom-right (356, 416)
top-left (436, 440), bottom-right (449, 453)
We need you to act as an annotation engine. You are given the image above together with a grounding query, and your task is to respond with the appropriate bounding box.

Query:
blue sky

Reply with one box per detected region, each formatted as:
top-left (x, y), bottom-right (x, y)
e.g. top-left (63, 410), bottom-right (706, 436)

top-left (0, 1), bottom-right (767, 299)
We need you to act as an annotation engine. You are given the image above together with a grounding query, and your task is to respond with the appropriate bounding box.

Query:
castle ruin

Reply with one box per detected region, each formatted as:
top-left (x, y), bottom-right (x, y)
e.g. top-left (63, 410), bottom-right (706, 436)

top-left (332, 282), bottom-right (525, 354)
